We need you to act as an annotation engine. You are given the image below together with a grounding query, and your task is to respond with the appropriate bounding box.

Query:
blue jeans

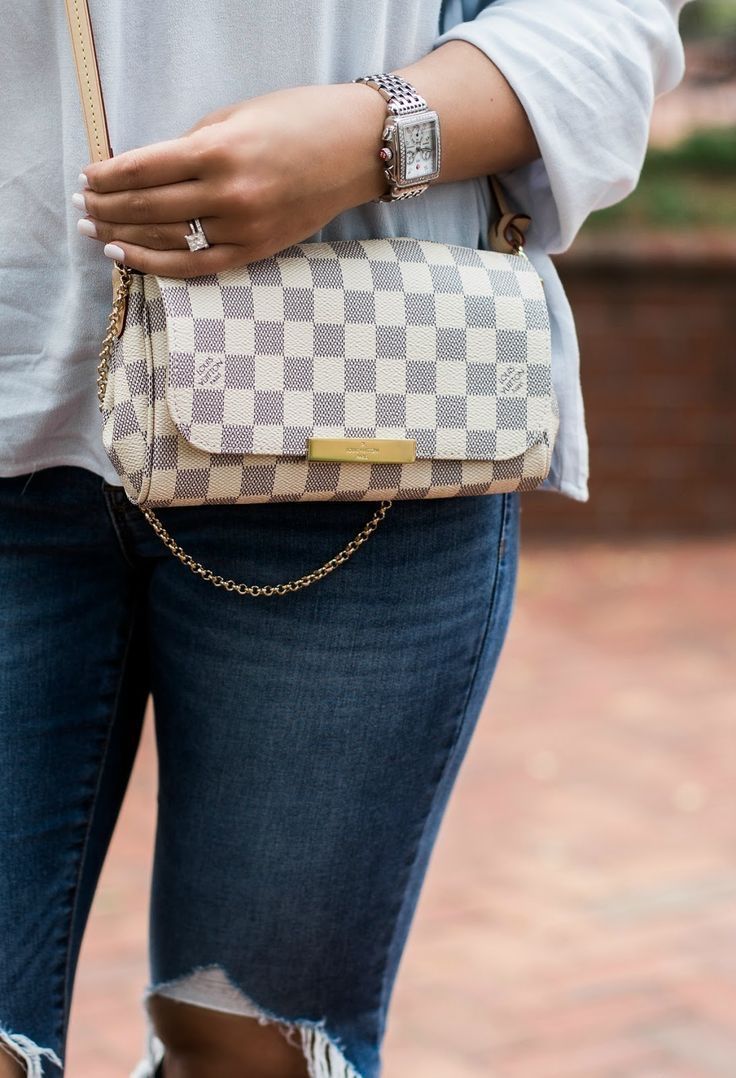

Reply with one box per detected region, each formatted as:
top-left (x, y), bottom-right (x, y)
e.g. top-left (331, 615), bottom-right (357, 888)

top-left (0, 466), bottom-right (520, 1078)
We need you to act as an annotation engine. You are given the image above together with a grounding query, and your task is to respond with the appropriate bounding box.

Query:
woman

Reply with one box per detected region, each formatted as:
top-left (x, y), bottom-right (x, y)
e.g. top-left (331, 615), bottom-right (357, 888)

top-left (0, 2), bottom-right (688, 1076)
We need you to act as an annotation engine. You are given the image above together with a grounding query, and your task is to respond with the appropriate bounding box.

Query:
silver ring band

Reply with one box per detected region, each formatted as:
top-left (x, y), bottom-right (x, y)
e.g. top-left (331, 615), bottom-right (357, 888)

top-left (185, 218), bottom-right (210, 252)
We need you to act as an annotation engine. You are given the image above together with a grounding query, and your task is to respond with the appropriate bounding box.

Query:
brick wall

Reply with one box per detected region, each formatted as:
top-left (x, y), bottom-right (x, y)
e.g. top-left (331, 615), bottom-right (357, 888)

top-left (521, 232), bottom-right (736, 538)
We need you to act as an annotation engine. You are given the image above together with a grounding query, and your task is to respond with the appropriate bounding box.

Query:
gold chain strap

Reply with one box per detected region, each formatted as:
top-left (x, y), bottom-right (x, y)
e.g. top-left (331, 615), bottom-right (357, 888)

top-left (97, 263), bottom-right (133, 407)
top-left (97, 267), bottom-right (392, 596)
top-left (140, 501), bottom-right (393, 597)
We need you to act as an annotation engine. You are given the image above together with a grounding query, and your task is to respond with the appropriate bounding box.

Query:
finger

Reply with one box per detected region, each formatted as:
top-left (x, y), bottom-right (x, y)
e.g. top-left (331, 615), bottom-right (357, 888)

top-left (83, 136), bottom-right (204, 193)
top-left (80, 180), bottom-right (211, 225)
top-left (102, 239), bottom-right (247, 279)
top-left (79, 215), bottom-right (230, 251)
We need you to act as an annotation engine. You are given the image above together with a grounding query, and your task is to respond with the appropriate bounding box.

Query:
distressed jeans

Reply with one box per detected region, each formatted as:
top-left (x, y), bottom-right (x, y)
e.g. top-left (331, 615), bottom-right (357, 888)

top-left (0, 466), bottom-right (520, 1078)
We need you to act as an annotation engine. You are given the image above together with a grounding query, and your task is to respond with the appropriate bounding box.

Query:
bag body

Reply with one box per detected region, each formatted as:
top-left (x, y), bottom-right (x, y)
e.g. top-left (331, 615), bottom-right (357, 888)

top-left (65, 0), bottom-right (559, 593)
top-left (104, 236), bottom-right (559, 508)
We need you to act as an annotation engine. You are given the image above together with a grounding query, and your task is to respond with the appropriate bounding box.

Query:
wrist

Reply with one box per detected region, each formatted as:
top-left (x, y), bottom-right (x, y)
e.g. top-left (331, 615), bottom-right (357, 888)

top-left (335, 82), bottom-right (391, 208)
top-left (348, 74), bottom-right (443, 203)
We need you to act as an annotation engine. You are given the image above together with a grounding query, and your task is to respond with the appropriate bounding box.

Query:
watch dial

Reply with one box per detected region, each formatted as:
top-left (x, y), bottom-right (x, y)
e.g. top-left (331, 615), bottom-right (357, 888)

top-left (402, 119), bottom-right (437, 180)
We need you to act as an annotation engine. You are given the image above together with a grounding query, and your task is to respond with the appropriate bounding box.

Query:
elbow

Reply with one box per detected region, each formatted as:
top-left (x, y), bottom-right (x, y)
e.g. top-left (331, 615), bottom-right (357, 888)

top-left (623, 0), bottom-right (688, 96)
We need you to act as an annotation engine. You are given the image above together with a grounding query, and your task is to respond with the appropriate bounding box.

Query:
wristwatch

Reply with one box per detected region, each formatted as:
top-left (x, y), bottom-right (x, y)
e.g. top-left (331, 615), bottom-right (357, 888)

top-left (352, 73), bottom-right (441, 202)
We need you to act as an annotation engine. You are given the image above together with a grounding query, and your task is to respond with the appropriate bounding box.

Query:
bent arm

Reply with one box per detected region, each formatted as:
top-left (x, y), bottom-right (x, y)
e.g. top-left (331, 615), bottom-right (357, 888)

top-left (79, 1), bottom-right (691, 276)
top-left (388, 0), bottom-right (690, 252)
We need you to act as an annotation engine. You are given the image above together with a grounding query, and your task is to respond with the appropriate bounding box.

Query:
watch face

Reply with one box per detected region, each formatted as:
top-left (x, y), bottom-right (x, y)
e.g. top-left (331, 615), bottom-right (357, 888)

top-left (399, 116), bottom-right (439, 181)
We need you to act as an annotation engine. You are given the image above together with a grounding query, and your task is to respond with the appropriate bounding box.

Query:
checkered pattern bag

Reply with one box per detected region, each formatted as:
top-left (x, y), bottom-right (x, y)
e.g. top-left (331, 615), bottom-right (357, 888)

top-left (67, 0), bottom-right (559, 595)
top-left (104, 237), bottom-right (558, 511)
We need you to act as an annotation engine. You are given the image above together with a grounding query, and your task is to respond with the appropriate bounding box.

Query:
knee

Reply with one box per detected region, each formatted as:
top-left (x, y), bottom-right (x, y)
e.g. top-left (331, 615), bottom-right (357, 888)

top-left (0, 1052), bottom-right (25, 1078)
top-left (147, 996), bottom-right (309, 1078)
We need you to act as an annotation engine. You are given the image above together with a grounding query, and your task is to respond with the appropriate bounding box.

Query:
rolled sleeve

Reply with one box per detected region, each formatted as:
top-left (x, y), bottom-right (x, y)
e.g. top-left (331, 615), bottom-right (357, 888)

top-left (433, 0), bottom-right (690, 252)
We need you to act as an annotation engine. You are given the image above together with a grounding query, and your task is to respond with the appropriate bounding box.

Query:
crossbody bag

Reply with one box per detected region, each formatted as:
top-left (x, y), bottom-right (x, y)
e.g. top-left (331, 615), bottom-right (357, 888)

top-left (64, 0), bottom-right (559, 597)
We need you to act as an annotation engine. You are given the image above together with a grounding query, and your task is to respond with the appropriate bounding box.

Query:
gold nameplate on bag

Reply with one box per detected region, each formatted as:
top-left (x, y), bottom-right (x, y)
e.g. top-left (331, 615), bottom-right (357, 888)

top-left (307, 437), bottom-right (416, 464)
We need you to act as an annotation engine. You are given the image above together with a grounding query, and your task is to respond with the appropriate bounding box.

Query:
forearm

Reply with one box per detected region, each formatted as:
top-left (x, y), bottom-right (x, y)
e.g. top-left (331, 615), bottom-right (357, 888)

top-left (345, 39), bottom-right (541, 204)
top-left (79, 42), bottom-right (542, 275)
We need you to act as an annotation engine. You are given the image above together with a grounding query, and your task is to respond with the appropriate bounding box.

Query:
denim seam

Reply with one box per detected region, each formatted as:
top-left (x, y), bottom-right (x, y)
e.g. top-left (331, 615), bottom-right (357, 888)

top-left (439, 491), bottom-right (511, 764)
top-left (102, 487), bottom-right (138, 570)
top-left (55, 603), bottom-right (140, 1049)
top-left (373, 493), bottom-right (512, 1023)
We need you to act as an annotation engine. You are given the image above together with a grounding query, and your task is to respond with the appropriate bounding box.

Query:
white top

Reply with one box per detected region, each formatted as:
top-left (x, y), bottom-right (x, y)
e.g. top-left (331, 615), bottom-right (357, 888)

top-left (0, 0), bottom-right (688, 502)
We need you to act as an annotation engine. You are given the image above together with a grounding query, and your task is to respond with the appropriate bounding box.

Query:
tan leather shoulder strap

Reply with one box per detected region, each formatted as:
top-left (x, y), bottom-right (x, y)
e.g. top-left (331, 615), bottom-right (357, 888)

top-left (64, 0), bottom-right (112, 161)
top-left (487, 173), bottom-right (531, 254)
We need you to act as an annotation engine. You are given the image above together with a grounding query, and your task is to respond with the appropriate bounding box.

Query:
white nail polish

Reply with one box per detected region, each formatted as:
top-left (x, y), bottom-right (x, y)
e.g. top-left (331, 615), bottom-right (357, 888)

top-left (72, 192), bottom-right (86, 211)
top-left (104, 243), bottom-right (125, 261)
top-left (77, 218), bottom-right (97, 238)
top-left (78, 172), bottom-right (89, 187)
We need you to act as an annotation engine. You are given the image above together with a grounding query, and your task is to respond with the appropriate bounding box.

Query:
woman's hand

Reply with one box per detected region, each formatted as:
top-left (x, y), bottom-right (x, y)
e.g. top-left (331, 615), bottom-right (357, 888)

top-left (75, 83), bottom-right (387, 278)
top-left (75, 43), bottom-right (541, 279)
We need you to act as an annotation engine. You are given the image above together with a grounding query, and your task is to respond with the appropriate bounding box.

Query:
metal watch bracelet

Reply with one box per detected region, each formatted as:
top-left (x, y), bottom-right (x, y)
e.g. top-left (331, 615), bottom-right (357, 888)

top-left (352, 73), bottom-right (441, 202)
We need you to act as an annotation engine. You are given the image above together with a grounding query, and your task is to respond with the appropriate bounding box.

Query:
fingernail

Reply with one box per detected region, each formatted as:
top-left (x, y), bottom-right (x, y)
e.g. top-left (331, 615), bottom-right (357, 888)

top-left (77, 218), bottom-right (97, 238)
top-left (72, 192), bottom-right (87, 211)
top-left (78, 172), bottom-right (89, 187)
top-left (104, 243), bottom-right (125, 261)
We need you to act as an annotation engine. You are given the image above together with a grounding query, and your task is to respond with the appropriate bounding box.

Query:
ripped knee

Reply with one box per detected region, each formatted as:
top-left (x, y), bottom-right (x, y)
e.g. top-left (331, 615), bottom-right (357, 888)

top-left (133, 965), bottom-right (363, 1078)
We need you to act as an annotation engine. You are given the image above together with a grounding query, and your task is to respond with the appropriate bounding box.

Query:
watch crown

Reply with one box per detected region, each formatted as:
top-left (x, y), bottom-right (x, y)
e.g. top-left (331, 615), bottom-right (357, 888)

top-left (378, 147), bottom-right (393, 162)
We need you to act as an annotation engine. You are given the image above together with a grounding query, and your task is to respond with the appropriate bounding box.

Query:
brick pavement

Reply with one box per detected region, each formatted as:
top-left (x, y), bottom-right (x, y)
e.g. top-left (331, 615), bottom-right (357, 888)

top-left (65, 534), bottom-right (736, 1078)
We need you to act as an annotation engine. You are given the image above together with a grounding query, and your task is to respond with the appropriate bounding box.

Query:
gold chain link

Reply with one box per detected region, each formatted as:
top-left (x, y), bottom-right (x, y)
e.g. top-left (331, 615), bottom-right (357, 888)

top-left (97, 263), bottom-right (133, 407)
top-left (140, 501), bottom-right (393, 597)
top-left (98, 265), bottom-right (392, 595)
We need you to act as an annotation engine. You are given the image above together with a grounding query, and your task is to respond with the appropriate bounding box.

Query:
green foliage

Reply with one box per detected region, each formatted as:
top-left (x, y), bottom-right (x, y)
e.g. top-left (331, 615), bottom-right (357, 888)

top-left (645, 128), bottom-right (736, 175)
top-left (680, 0), bottom-right (736, 38)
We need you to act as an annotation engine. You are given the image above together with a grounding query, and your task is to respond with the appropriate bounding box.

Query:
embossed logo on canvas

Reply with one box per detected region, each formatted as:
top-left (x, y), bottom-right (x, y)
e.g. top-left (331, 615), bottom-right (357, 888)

top-left (194, 355), bottom-right (225, 388)
top-left (499, 366), bottom-right (525, 395)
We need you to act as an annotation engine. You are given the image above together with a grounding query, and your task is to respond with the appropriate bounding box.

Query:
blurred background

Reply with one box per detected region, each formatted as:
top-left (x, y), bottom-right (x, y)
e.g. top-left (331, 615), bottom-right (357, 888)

top-left (67, 6), bottom-right (736, 1075)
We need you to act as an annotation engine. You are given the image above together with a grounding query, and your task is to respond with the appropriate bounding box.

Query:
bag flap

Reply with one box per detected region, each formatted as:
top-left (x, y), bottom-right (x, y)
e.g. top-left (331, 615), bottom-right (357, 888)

top-left (152, 237), bottom-right (554, 461)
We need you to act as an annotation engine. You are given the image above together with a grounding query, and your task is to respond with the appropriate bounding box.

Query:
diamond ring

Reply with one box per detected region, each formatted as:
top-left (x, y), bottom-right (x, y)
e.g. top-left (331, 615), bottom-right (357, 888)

top-left (185, 218), bottom-right (210, 252)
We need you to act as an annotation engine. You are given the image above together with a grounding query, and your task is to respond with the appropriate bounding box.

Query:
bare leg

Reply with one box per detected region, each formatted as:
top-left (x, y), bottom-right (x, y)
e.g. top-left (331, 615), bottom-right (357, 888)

top-left (148, 996), bottom-right (310, 1078)
top-left (0, 1046), bottom-right (24, 1078)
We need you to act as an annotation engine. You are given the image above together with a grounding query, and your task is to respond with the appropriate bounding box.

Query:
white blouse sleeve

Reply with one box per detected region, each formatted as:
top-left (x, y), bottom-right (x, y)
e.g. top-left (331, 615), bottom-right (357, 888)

top-left (433, 0), bottom-right (690, 253)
